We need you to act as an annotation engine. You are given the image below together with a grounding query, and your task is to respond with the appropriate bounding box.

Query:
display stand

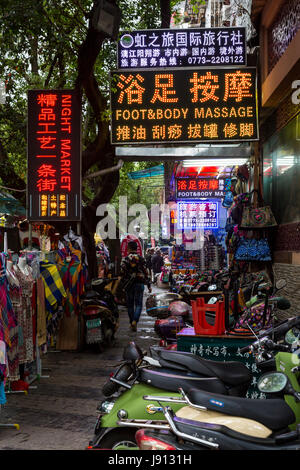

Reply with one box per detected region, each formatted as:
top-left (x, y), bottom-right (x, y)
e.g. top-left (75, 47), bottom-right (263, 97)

top-left (0, 379), bottom-right (20, 430)
top-left (177, 327), bottom-right (262, 398)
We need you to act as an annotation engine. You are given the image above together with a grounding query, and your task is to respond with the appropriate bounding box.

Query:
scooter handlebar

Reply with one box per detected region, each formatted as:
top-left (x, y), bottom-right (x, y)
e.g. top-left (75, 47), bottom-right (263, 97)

top-left (258, 315), bottom-right (300, 341)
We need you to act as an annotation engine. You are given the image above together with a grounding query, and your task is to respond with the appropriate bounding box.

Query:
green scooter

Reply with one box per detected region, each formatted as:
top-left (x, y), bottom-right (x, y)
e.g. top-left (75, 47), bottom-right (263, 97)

top-left (88, 315), bottom-right (300, 449)
top-left (88, 341), bottom-right (252, 449)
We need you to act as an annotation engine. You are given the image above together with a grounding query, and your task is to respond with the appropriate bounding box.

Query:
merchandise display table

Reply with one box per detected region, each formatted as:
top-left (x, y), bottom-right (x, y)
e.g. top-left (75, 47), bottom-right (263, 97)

top-left (177, 328), bottom-right (263, 399)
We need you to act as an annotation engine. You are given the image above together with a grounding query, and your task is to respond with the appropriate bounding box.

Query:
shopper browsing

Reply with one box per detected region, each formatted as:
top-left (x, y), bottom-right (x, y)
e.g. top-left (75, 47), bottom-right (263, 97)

top-left (120, 241), bottom-right (152, 331)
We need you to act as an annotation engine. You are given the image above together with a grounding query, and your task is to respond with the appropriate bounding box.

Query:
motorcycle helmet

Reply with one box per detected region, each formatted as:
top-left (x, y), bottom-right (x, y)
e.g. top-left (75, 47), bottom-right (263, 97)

top-left (168, 301), bottom-right (191, 317)
top-left (154, 316), bottom-right (186, 341)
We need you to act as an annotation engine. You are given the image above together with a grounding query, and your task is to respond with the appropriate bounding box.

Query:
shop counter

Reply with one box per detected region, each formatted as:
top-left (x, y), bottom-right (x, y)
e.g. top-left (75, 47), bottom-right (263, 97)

top-left (177, 327), bottom-right (263, 399)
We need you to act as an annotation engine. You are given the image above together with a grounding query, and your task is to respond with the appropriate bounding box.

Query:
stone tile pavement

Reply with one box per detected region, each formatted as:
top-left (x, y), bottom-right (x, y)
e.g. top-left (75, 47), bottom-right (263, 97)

top-left (0, 288), bottom-right (163, 450)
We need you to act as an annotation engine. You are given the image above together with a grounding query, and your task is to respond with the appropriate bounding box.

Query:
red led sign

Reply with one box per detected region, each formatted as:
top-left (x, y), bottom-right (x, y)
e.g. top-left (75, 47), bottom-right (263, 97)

top-left (27, 90), bottom-right (81, 221)
top-left (176, 177), bottom-right (226, 199)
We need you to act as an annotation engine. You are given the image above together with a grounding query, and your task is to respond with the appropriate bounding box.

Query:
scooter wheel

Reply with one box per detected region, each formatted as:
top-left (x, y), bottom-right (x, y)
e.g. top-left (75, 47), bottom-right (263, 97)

top-left (102, 364), bottom-right (133, 397)
top-left (94, 428), bottom-right (138, 449)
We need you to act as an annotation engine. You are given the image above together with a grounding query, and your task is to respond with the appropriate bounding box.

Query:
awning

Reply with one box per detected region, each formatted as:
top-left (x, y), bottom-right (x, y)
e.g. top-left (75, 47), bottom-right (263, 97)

top-left (0, 191), bottom-right (26, 216)
top-left (116, 145), bottom-right (251, 161)
top-left (128, 164), bottom-right (164, 179)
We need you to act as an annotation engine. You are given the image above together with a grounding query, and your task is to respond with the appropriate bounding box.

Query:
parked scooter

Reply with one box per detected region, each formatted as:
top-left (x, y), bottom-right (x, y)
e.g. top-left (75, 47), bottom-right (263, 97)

top-left (154, 279), bottom-right (290, 348)
top-left (81, 277), bottom-right (119, 352)
top-left (133, 355), bottom-right (300, 450)
top-left (88, 315), bottom-right (300, 449)
top-left (119, 323), bottom-right (300, 450)
top-left (154, 301), bottom-right (193, 347)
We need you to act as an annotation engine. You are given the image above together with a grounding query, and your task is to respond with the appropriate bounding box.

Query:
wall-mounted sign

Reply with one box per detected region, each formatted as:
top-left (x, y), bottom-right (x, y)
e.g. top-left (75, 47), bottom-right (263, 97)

top-left (177, 201), bottom-right (219, 229)
top-left (27, 90), bottom-right (81, 221)
top-left (176, 177), bottom-right (229, 199)
top-left (110, 67), bottom-right (258, 145)
top-left (118, 27), bottom-right (246, 69)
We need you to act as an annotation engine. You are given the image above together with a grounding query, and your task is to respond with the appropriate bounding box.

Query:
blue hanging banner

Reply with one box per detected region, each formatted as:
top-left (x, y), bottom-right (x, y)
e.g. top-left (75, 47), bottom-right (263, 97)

top-left (128, 164), bottom-right (164, 179)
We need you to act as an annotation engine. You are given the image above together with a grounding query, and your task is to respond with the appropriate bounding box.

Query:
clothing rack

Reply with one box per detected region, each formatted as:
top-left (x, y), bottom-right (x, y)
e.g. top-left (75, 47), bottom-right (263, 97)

top-left (2, 250), bottom-right (51, 395)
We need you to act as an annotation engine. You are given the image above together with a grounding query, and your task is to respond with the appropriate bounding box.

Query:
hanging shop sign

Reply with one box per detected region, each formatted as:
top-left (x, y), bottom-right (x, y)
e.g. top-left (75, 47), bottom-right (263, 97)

top-left (176, 177), bottom-right (230, 199)
top-left (27, 89), bottom-right (82, 221)
top-left (118, 27), bottom-right (246, 70)
top-left (110, 67), bottom-right (258, 145)
top-left (177, 201), bottom-right (219, 230)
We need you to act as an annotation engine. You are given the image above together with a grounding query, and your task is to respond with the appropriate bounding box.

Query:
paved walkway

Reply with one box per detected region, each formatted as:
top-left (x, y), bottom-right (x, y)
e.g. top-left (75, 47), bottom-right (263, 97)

top-left (0, 288), bottom-right (162, 450)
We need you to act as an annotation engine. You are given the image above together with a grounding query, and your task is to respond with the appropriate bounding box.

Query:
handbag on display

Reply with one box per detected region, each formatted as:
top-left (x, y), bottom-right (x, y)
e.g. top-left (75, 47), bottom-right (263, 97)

top-left (229, 192), bottom-right (252, 225)
top-left (240, 205), bottom-right (277, 229)
top-left (234, 303), bottom-right (272, 332)
top-left (222, 191), bottom-right (234, 208)
top-left (234, 237), bottom-right (272, 261)
top-left (237, 164), bottom-right (249, 182)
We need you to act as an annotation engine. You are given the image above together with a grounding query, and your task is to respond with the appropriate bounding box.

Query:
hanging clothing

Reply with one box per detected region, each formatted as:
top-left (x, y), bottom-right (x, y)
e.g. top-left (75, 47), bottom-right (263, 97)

top-left (56, 245), bottom-right (87, 316)
top-left (0, 256), bottom-right (19, 381)
top-left (13, 264), bottom-right (34, 365)
top-left (39, 261), bottom-right (67, 311)
top-left (36, 278), bottom-right (47, 347)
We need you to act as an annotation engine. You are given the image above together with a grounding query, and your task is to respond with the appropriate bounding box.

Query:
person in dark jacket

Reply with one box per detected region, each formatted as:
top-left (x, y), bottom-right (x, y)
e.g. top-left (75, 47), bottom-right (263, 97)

top-left (145, 248), bottom-right (154, 277)
top-left (120, 241), bottom-right (151, 331)
top-left (151, 249), bottom-right (164, 282)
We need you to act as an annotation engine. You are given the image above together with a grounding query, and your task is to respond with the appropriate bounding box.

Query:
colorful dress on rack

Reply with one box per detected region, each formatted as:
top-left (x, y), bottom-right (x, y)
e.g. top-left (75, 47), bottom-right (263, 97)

top-left (13, 265), bottom-right (34, 365)
top-left (0, 256), bottom-right (19, 381)
top-left (5, 267), bottom-right (22, 381)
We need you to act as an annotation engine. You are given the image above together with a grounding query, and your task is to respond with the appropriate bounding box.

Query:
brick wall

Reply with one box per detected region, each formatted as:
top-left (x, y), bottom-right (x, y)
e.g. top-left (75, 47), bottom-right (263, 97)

top-left (273, 263), bottom-right (300, 320)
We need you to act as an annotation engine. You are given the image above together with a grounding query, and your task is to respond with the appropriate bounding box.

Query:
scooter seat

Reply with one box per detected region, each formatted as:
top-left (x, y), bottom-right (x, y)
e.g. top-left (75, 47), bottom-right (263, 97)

top-left (152, 348), bottom-right (252, 387)
top-left (186, 388), bottom-right (295, 432)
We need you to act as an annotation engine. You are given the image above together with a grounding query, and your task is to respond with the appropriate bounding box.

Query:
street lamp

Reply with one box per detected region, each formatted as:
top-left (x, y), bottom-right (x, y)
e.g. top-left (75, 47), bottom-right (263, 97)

top-left (91, 0), bottom-right (121, 41)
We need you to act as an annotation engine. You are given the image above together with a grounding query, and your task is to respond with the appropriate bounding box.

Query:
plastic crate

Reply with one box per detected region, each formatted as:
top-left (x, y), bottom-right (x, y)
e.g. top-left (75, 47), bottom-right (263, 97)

top-left (191, 297), bottom-right (225, 336)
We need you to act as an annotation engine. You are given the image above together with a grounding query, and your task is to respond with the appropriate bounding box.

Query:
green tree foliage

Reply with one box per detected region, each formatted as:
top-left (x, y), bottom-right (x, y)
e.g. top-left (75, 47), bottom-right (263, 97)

top-left (0, 0), bottom-right (180, 275)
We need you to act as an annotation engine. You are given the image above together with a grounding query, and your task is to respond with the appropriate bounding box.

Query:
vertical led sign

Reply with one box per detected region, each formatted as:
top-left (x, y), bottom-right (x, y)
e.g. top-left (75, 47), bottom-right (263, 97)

top-left (27, 90), bottom-right (81, 221)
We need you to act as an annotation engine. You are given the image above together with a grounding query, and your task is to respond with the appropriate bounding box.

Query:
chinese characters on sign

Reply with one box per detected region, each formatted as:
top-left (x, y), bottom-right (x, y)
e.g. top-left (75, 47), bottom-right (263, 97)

top-left (176, 178), bottom-right (228, 199)
top-left (177, 201), bottom-right (219, 229)
top-left (27, 90), bottom-right (81, 221)
top-left (110, 68), bottom-right (258, 144)
top-left (118, 27), bottom-right (246, 69)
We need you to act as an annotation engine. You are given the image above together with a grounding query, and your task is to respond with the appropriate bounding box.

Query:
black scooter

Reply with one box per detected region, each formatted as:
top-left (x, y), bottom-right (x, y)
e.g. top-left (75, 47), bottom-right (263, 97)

top-left (120, 318), bottom-right (300, 450)
top-left (81, 277), bottom-right (119, 352)
top-left (135, 369), bottom-right (300, 450)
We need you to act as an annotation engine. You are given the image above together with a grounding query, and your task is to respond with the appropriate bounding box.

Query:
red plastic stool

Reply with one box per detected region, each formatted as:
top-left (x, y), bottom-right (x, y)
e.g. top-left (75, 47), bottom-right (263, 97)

top-left (191, 297), bottom-right (226, 335)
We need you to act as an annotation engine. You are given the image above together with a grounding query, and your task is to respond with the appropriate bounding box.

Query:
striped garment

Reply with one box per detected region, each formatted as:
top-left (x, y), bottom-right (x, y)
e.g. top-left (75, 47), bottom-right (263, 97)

top-left (39, 261), bottom-right (67, 310)
top-left (56, 246), bottom-right (87, 316)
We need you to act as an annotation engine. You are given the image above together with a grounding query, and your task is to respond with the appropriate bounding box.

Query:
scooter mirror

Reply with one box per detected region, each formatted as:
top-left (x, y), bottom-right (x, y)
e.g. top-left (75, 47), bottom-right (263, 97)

top-left (123, 341), bottom-right (144, 361)
top-left (276, 279), bottom-right (287, 290)
top-left (258, 372), bottom-right (288, 394)
top-left (285, 328), bottom-right (300, 345)
top-left (208, 284), bottom-right (217, 291)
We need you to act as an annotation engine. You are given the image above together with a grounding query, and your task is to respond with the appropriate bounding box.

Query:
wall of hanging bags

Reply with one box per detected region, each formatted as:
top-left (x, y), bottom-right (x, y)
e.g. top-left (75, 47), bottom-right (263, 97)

top-left (223, 165), bottom-right (277, 269)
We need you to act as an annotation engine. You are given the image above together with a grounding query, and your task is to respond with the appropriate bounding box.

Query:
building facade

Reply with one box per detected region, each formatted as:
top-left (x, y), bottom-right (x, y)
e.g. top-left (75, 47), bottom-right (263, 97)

top-left (252, 0), bottom-right (300, 316)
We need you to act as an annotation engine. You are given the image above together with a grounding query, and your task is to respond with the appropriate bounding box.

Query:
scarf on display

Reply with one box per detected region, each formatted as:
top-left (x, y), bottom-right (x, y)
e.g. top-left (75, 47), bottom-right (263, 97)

top-left (39, 260), bottom-right (67, 312)
top-left (56, 246), bottom-right (86, 316)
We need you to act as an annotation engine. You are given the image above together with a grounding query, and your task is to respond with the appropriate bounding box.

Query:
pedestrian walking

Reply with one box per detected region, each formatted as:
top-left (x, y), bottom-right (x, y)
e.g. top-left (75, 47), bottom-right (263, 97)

top-left (145, 248), bottom-right (154, 278)
top-left (151, 248), bottom-right (164, 283)
top-left (120, 240), bottom-right (151, 331)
